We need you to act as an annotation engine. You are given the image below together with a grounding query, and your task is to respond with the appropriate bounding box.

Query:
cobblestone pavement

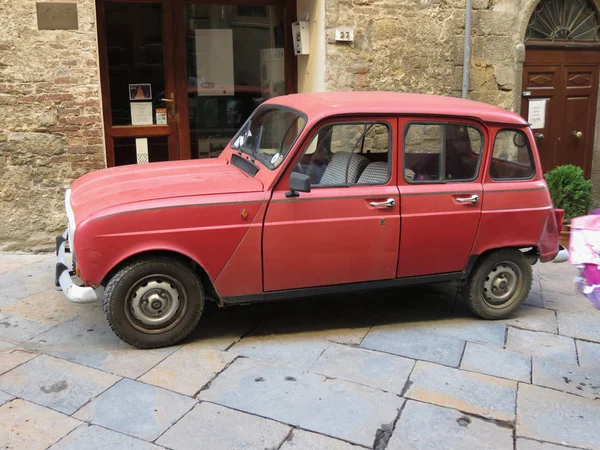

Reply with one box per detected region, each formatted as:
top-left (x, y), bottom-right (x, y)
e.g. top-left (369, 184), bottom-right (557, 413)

top-left (0, 253), bottom-right (599, 450)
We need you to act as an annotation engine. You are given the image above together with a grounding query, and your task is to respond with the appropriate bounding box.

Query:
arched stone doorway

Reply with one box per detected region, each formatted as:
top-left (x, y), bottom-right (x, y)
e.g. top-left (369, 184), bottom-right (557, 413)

top-left (520, 0), bottom-right (600, 179)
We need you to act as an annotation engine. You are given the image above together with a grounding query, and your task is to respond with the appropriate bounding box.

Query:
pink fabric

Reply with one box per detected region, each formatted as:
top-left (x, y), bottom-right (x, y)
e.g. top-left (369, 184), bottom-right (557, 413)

top-left (570, 213), bottom-right (600, 309)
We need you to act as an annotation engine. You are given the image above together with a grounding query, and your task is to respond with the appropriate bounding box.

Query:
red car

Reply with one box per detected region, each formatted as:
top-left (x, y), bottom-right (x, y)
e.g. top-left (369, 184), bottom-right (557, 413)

top-left (55, 92), bottom-right (567, 349)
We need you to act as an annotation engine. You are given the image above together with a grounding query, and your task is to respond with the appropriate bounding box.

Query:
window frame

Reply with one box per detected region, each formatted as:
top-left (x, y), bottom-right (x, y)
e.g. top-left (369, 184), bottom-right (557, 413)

top-left (402, 120), bottom-right (485, 184)
top-left (489, 128), bottom-right (537, 182)
top-left (294, 120), bottom-right (393, 188)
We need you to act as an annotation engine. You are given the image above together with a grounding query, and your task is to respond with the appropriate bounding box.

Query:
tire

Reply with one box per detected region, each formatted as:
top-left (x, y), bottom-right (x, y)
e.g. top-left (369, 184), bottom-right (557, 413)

top-left (103, 257), bottom-right (204, 349)
top-left (463, 249), bottom-right (532, 320)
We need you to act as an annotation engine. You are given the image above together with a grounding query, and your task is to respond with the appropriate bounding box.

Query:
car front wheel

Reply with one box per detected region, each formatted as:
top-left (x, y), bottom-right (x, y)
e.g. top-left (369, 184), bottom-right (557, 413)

top-left (103, 257), bottom-right (204, 349)
top-left (463, 249), bottom-right (532, 320)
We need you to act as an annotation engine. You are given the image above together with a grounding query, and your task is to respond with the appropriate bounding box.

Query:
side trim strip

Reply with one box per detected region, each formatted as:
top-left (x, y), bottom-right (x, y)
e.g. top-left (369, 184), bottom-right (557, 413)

top-left (222, 272), bottom-right (463, 304)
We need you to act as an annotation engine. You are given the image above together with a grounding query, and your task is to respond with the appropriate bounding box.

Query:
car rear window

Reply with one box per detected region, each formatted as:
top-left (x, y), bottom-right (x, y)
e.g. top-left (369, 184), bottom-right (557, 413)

top-left (490, 130), bottom-right (535, 180)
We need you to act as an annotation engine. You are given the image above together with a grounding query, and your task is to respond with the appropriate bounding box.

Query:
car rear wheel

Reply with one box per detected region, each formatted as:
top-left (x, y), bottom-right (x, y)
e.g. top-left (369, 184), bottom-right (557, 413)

top-left (103, 257), bottom-right (204, 349)
top-left (463, 249), bottom-right (532, 319)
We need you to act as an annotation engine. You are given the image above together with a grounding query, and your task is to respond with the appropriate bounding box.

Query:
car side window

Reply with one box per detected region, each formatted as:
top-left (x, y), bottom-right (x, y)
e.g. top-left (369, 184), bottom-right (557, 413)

top-left (490, 130), bottom-right (535, 180)
top-left (404, 123), bottom-right (483, 183)
top-left (293, 122), bottom-right (391, 186)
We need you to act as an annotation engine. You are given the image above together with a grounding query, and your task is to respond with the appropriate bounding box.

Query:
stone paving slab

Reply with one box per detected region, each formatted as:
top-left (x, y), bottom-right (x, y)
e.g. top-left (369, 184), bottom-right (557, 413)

top-left (576, 340), bottom-right (600, 370)
top-left (230, 331), bottom-right (331, 370)
top-left (532, 358), bottom-right (600, 399)
top-left (139, 345), bottom-right (237, 396)
top-left (157, 402), bottom-right (290, 450)
top-left (0, 399), bottom-right (81, 450)
top-left (310, 342), bottom-right (414, 395)
top-left (280, 429), bottom-right (364, 450)
top-left (0, 289), bottom-right (83, 325)
top-left (50, 424), bottom-right (164, 450)
top-left (412, 317), bottom-right (507, 347)
top-left (516, 437), bottom-right (581, 450)
top-left (524, 290), bottom-right (543, 308)
top-left (0, 258), bottom-right (55, 306)
top-left (388, 400), bottom-right (514, 450)
top-left (542, 289), bottom-right (597, 314)
top-left (0, 340), bottom-right (36, 375)
top-left (500, 306), bottom-right (558, 334)
top-left (517, 383), bottom-right (600, 450)
top-left (460, 342), bottom-right (531, 383)
top-left (0, 354), bottom-right (120, 415)
top-left (506, 327), bottom-right (577, 365)
top-left (0, 253), bottom-right (49, 276)
top-left (26, 316), bottom-right (178, 379)
top-left (557, 311), bottom-right (600, 343)
top-left (405, 361), bottom-right (517, 422)
top-left (0, 390), bottom-right (13, 407)
top-left (73, 378), bottom-right (196, 441)
top-left (198, 357), bottom-right (403, 447)
top-left (360, 324), bottom-right (465, 367)
top-left (0, 311), bottom-right (55, 344)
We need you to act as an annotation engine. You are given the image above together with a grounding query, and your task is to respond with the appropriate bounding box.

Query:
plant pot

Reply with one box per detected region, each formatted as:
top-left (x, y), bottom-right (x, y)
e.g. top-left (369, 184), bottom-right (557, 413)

top-left (559, 224), bottom-right (571, 249)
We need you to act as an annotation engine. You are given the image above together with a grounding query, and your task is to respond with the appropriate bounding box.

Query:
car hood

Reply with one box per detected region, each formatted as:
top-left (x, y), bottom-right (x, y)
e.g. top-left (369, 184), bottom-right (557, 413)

top-left (70, 158), bottom-right (263, 221)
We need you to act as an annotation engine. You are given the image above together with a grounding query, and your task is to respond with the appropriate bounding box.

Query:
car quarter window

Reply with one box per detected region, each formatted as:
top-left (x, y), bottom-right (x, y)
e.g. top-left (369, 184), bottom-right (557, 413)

top-left (292, 122), bottom-right (391, 186)
top-left (490, 129), bottom-right (535, 180)
top-left (403, 123), bottom-right (483, 183)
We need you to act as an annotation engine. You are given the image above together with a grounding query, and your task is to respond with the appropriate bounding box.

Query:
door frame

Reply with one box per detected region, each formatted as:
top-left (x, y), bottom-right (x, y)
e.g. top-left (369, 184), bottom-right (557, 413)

top-left (96, 0), bottom-right (298, 166)
top-left (521, 44), bottom-right (600, 179)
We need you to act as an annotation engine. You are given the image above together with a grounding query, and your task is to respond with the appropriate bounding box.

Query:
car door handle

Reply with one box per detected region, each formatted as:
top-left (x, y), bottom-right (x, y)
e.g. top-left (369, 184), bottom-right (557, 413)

top-left (456, 194), bottom-right (479, 204)
top-left (370, 198), bottom-right (395, 207)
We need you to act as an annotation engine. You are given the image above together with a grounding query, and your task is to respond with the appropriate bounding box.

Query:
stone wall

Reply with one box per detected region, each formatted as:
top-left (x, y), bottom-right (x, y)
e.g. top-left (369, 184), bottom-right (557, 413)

top-left (0, 0), bottom-right (104, 251)
top-left (324, 0), bottom-right (524, 109)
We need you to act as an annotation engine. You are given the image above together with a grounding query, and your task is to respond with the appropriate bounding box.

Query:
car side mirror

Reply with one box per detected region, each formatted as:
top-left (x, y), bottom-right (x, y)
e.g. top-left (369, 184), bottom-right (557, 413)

top-left (286, 172), bottom-right (311, 198)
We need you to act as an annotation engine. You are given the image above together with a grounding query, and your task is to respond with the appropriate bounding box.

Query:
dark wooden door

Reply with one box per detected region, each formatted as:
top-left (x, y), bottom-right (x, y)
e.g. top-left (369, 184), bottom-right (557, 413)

top-left (521, 47), bottom-right (600, 178)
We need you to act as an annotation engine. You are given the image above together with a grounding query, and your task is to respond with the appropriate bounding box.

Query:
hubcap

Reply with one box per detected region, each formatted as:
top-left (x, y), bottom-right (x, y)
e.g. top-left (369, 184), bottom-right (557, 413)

top-left (125, 275), bottom-right (187, 333)
top-left (482, 262), bottom-right (521, 309)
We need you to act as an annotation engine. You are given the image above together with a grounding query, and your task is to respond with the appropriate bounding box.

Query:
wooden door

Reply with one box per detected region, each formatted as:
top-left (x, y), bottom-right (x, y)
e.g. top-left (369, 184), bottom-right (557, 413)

top-left (97, 0), bottom-right (182, 166)
top-left (521, 47), bottom-right (600, 178)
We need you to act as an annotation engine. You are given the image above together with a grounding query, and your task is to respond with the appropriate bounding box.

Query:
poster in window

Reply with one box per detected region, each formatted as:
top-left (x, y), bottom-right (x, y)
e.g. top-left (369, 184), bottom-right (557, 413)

top-left (195, 29), bottom-right (234, 96)
top-left (260, 48), bottom-right (285, 99)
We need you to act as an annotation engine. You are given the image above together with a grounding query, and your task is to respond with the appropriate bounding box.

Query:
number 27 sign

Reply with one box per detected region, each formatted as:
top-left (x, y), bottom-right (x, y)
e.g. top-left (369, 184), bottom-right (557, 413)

top-left (335, 27), bottom-right (354, 42)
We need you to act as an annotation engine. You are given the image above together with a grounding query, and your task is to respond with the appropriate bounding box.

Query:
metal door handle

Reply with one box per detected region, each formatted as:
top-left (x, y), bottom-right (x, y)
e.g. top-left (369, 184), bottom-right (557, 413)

top-left (456, 194), bottom-right (479, 204)
top-left (159, 93), bottom-right (176, 117)
top-left (370, 198), bottom-right (395, 207)
top-left (573, 131), bottom-right (583, 139)
top-left (535, 133), bottom-right (544, 140)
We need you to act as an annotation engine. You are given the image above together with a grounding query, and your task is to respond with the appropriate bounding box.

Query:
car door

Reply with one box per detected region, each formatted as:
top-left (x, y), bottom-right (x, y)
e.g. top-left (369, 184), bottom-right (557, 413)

top-left (397, 119), bottom-right (485, 277)
top-left (262, 117), bottom-right (400, 292)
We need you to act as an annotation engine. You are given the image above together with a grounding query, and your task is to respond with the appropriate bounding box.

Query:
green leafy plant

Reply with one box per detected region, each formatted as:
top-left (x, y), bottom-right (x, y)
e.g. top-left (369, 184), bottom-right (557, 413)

top-left (545, 164), bottom-right (592, 222)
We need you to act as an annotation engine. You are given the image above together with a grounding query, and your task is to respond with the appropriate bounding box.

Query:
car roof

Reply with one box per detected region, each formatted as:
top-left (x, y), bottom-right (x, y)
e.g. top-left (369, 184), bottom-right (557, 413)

top-left (264, 92), bottom-right (529, 126)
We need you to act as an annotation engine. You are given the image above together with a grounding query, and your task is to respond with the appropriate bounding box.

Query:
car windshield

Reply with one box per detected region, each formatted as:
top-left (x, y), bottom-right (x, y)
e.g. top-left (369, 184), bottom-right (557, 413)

top-left (231, 106), bottom-right (306, 170)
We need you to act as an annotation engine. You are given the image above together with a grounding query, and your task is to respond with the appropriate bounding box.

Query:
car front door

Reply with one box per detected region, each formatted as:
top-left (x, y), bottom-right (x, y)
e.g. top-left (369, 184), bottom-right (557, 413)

top-left (397, 119), bottom-right (485, 278)
top-left (262, 117), bottom-right (400, 292)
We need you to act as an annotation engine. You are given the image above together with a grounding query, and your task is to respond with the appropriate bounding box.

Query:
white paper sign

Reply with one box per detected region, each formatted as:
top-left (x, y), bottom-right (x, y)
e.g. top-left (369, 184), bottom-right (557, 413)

top-left (135, 138), bottom-right (149, 164)
top-left (195, 29), bottom-right (234, 96)
top-left (528, 99), bottom-right (547, 129)
top-left (131, 102), bottom-right (153, 125)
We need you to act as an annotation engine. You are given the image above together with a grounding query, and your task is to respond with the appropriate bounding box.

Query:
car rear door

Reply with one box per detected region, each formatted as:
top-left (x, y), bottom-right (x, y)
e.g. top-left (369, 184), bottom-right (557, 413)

top-left (262, 117), bottom-right (400, 291)
top-left (397, 118), bottom-right (486, 277)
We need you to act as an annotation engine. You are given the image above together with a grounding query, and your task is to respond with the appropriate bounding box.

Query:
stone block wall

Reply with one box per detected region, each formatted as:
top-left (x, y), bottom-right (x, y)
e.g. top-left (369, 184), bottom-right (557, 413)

top-left (0, 0), bottom-right (104, 251)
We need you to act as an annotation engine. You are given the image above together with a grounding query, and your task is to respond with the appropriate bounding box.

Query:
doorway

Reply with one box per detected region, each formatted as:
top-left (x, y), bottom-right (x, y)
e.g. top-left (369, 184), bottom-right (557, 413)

top-left (96, 0), bottom-right (297, 167)
top-left (521, 0), bottom-right (600, 178)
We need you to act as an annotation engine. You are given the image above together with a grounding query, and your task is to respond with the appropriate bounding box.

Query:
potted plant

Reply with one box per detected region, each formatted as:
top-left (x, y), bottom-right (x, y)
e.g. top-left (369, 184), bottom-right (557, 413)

top-left (545, 164), bottom-right (592, 248)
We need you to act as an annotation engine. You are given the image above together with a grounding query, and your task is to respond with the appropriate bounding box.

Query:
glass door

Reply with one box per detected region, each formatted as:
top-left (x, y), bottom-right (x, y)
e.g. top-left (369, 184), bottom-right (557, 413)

top-left (97, 0), bottom-right (181, 166)
top-left (174, 0), bottom-right (295, 159)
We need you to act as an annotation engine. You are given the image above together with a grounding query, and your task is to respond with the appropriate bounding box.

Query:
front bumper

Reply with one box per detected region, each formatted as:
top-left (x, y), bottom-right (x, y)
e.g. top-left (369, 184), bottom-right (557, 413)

top-left (55, 229), bottom-right (98, 303)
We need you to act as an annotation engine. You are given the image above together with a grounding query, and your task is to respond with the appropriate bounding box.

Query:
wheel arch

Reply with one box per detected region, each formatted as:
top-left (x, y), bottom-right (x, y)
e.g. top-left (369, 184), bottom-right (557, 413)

top-left (463, 245), bottom-right (539, 279)
top-left (101, 249), bottom-right (221, 304)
